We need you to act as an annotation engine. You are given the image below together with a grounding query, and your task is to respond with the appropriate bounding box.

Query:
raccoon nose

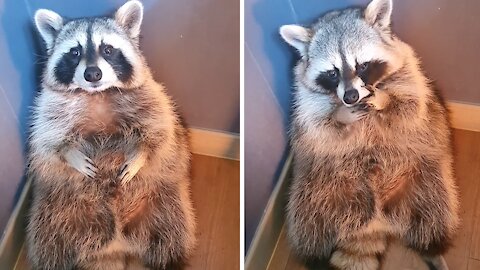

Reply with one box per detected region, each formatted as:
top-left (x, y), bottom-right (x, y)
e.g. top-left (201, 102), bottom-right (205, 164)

top-left (84, 66), bottom-right (102, 82)
top-left (343, 89), bottom-right (359, 105)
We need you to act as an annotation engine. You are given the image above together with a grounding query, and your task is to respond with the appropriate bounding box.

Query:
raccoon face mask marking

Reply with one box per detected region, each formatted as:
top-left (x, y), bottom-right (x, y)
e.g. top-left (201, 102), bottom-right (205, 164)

top-left (54, 44), bottom-right (83, 85)
top-left (34, 0), bottom-right (144, 93)
top-left (280, 0), bottom-right (398, 107)
top-left (99, 42), bottom-right (133, 83)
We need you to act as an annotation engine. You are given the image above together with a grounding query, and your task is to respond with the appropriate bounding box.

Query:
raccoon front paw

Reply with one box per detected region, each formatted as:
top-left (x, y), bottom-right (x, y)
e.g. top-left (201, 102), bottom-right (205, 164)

top-left (334, 105), bottom-right (368, 124)
top-left (118, 152), bottom-right (146, 185)
top-left (64, 148), bottom-right (97, 178)
top-left (365, 90), bottom-right (390, 111)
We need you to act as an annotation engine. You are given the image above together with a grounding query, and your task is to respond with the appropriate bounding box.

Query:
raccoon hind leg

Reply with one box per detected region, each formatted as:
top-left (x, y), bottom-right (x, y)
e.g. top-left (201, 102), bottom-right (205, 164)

top-left (402, 159), bottom-right (457, 270)
top-left (330, 234), bottom-right (387, 270)
top-left (121, 181), bottom-right (195, 269)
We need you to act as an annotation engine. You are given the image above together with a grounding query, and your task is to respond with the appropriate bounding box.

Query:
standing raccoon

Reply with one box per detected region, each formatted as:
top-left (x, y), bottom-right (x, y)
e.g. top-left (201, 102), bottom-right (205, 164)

top-left (280, 0), bottom-right (459, 269)
top-left (27, 1), bottom-right (196, 269)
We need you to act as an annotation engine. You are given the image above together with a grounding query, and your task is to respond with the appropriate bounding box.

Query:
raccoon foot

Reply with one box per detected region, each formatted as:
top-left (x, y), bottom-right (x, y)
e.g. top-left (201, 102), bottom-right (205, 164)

top-left (118, 150), bottom-right (146, 184)
top-left (330, 249), bottom-right (379, 270)
top-left (80, 254), bottom-right (127, 270)
top-left (64, 148), bottom-right (97, 178)
top-left (364, 89), bottom-right (390, 111)
top-left (334, 105), bottom-right (368, 124)
top-left (423, 255), bottom-right (449, 270)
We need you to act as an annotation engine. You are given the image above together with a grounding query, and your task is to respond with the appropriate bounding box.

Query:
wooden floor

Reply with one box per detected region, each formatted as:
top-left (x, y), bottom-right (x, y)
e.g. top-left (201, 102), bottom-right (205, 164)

top-left (267, 129), bottom-right (480, 270)
top-left (187, 155), bottom-right (240, 270)
top-left (14, 154), bottom-right (240, 270)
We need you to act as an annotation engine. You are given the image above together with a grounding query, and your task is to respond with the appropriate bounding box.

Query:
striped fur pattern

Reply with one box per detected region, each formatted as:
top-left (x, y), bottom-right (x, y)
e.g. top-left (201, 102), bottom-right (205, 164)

top-left (280, 0), bottom-right (459, 269)
top-left (27, 1), bottom-right (196, 269)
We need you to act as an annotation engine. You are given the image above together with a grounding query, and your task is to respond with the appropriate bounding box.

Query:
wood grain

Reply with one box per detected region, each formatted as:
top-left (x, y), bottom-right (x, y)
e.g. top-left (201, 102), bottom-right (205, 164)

top-left (268, 129), bottom-right (480, 270)
top-left (468, 259), bottom-right (480, 270)
top-left (187, 154), bottom-right (240, 270)
top-left (14, 154), bottom-right (239, 270)
top-left (445, 130), bottom-right (480, 269)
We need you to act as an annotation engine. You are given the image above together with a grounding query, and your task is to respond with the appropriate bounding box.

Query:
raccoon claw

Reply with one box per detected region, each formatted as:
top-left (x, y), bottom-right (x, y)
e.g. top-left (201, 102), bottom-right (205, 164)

top-left (355, 102), bottom-right (371, 111)
top-left (352, 111), bottom-right (368, 121)
top-left (64, 148), bottom-right (97, 178)
top-left (85, 166), bottom-right (97, 179)
top-left (334, 105), bottom-right (368, 125)
top-left (119, 163), bottom-right (128, 174)
top-left (118, 153), bottom-right (146, 185)
top-left (118, 163), bottom-right (135, 184)
top-left (85, 157), bottom-right (95, 166)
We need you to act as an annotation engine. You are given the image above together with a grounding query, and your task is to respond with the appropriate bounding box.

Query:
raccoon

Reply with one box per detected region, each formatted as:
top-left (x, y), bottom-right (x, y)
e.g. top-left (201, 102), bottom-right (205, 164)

top-left (27, 1), bottom-right (196, 269)
top-left (280, 0), bottom-right (459, 269)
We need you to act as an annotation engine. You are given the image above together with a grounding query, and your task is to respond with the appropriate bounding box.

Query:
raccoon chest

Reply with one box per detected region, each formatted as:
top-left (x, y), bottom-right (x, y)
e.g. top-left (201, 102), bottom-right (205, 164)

top-left (78, 94), bottom-right (118, 136)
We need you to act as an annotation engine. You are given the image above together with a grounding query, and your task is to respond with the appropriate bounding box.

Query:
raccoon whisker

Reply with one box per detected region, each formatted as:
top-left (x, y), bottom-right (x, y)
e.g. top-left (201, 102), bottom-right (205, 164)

top-left (32, 52), bottom-right (48, 57)
top-left (35, 57), bottom-right (48, 62)
top-left (33, 56), bottom-right (45, 60)
top-left (365, 85), bottom-right (377, 93)
top-left (34, 59), bottom-right (49, 64)
top-left (114, 87), bottom-right (124, 95)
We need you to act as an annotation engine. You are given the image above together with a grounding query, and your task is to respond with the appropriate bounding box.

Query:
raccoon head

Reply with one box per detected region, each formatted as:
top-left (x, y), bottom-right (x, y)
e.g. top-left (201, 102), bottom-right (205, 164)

top-left (280, 0), bottom-right (406, 107)
top-left (34, 1), bottom-right (147, 93)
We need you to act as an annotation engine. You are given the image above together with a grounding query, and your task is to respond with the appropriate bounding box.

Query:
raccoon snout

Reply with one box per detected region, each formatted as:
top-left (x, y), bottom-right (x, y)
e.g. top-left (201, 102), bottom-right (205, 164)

top-left (84, 66), bottom-right (102, 82)
top-left (343, 89), bottom-right (359, 105)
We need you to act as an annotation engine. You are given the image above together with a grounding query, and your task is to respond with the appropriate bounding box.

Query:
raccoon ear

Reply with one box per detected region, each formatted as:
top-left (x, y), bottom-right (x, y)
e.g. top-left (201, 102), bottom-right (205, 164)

top-left (364, 0), bottom-right (393, 29)
top-left (279, 25), bottom-right (311, 56)
top-left (115, 0), bottom-right (144, 38)
top-left (34, 9), bottom-right (64, 50)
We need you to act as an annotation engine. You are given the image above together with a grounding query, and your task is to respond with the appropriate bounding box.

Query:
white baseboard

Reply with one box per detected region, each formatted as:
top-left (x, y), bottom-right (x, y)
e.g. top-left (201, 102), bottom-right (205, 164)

top-left (447, 101), bottom-right (480, 132)
top-left (189, 128), bottom-right (240, 160)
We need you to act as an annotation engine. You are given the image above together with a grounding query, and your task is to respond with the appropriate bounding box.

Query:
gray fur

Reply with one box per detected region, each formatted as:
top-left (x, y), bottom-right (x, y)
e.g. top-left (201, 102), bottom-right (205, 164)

top-left (281, 0), bottom-right (459, 269)
top-left (27, 1), bottom-right (196, 269)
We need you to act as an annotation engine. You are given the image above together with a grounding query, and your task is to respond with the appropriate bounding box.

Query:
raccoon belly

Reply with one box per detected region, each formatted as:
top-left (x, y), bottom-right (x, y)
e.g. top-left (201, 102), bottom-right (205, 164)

top-left (77, 139), bottom-right (143, 262)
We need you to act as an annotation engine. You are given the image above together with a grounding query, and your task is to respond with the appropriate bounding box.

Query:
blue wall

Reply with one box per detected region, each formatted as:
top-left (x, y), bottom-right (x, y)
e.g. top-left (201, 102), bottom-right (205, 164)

top-left (0, 0), bottom-right (36, 237)
top-left (245, 0), bottom-right (292, 250)
top-left (245, 0), bottom-right (480, 252)
top-left (0, 0), bottom-right (238, 238)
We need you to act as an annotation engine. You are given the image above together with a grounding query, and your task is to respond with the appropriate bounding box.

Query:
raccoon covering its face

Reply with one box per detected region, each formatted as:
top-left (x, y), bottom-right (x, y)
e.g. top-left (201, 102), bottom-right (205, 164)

top-left (35, 1), bottom-right (146, 93)
top-left (280, 0), bottom-right (407, 107)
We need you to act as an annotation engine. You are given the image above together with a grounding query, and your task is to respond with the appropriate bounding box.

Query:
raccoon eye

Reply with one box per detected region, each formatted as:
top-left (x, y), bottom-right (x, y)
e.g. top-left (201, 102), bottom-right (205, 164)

top-left (103, 45), bottom-right (113, 55)
top-left (357, 62), bottom-right (369, 73)
top-left (326, 69), bottom-right (338, 79)
top-left (69, 48), bottom-right (81, 57)
top-left (316, 68), bottom-right (340, 92)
